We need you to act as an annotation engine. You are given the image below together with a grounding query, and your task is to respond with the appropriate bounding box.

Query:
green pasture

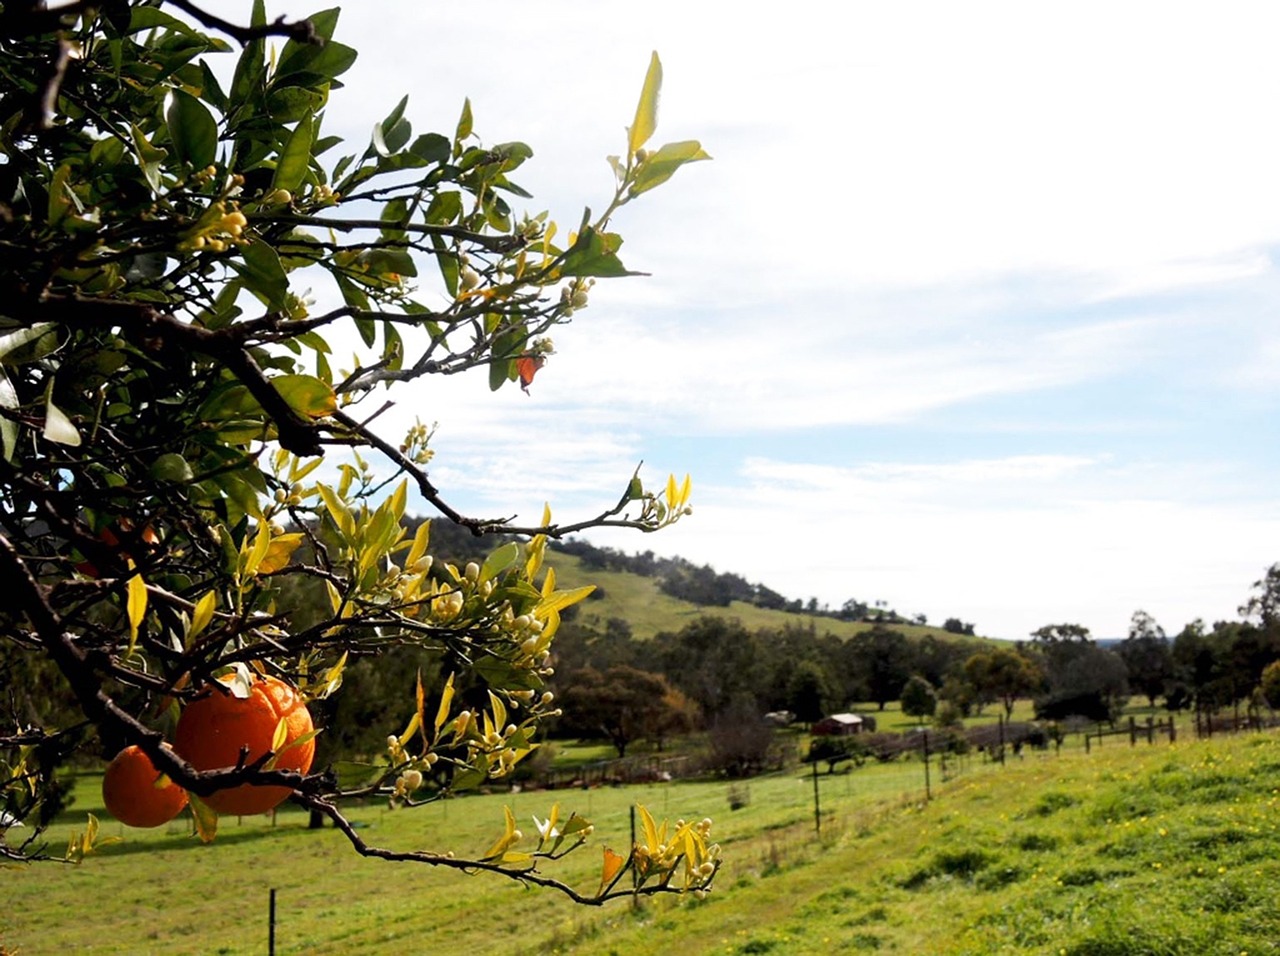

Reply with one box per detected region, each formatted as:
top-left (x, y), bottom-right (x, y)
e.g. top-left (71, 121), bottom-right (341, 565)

top-left (5, 729), bottom-right (1280, 954)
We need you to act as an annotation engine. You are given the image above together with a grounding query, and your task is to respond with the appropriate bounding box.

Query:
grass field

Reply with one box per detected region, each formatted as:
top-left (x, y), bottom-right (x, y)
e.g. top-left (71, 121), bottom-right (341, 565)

top-left (5, 727), bottom-right (1280, 955)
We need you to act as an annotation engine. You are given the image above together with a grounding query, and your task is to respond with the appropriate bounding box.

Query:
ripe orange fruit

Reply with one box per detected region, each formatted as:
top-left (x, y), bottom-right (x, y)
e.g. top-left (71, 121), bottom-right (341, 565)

top-left (101, 744), bottom-right (189, 828)
top-left (174, 673), bottom-right (315, 816)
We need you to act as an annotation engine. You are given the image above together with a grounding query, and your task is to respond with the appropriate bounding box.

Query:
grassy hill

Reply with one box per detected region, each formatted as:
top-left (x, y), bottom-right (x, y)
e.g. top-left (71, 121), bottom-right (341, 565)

top-left (545, 547), bottom-right (987, 645)
top-left (7, 729), bottom-right (1278, 953)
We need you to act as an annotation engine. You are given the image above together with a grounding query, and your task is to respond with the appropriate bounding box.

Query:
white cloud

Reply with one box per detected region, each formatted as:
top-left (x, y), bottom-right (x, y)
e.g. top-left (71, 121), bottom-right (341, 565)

top-left (579, 454), bottom-right (1280, 640)
top-left (204, 3), bottom-right (1280, 646)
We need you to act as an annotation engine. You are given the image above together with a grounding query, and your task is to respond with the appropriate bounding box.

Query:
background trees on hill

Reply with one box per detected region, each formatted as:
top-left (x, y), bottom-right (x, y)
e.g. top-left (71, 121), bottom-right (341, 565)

top-left (557, 666), bottom-right (696, 758)
top-left (840, 624), bottom-right (914, 710)
top-left (1029, 629), bottom-right (1130, 723)
top-left (900, 675), bottom-right (938, 723)
top-left (1116, 610), bottom-right (1173, 707)
top-left (963, 647), bottom-right (1042, 718)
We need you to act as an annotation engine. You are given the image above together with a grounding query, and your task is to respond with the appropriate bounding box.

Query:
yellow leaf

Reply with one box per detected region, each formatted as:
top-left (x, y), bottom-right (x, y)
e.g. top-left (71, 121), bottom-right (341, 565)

top-left (525, 534), bottom-right (546, 581)
top-left (483, 805), bottom-right (521, 860)
top-left (398, 711), bottom-right (421, 747)
top-left (242, 521), bottom-right (271, 577)
top-left (629, 51), bottom-right (662, 155)
top-left (406, 520), bottom-right (431, 568)
top-left (637, 804), bottom-right (660, 852)
top-left (257, 532), bottom-right (303, 575)
top-left (665, 473), bottom-right (678, 512)
top-left (536, 585), bottom-right (595, 618)
top-left (600, 846), bottom-right (626, 893)
top-left (317, 483), bottom-right (356, 540)
top-left (540, 502), bottom-right (552, 527)
top-left (488, 691), bottom-right (507, 734)
top-left (435, 673), bottom-right (455, 735)
top-left (387, 479), bottom-right (407, 520)
top-left (189, 795), bottom-right (218, 844)
top-left (416, 669), bottom-right (428, 745)
top-left (271, 715), bottom-right (289, 752)
top-left (678, 473), bottom-right (692, 509)
top-left (320, 650), bottom-right (348, 697)
top-left (126, 570), bottom-right (147, 654)
top-left (188, 591), bottom-right (216, 644)
top-left (288, 455), bottom-right (323, 483)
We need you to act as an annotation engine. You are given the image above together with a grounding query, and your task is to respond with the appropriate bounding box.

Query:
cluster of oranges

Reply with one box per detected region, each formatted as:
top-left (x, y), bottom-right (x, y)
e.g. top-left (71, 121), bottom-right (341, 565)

top-left (101, 674), bottom-right (315, 827)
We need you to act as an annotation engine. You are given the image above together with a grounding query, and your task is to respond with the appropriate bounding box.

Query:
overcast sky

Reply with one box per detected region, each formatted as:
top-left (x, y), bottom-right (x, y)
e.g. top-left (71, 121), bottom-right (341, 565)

top-left (230, 2), bottom-right (1280, 639)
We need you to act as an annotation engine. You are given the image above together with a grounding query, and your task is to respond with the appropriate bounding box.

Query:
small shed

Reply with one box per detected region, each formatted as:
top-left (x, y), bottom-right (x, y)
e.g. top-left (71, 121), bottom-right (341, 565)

top-left (811, 713), bottom-right (864, 736)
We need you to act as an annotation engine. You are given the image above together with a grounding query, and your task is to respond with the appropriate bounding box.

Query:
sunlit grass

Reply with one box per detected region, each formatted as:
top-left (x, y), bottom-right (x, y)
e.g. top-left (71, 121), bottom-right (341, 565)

top-left (6, 731), bottom-right (1279, 954)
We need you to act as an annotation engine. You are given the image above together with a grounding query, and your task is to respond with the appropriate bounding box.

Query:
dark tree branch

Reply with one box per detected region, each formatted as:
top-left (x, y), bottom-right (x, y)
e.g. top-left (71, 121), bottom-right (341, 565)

top-left (162, 1), bottom-right (320, 45)
top-left (8, 292), bottom-right (324, 455)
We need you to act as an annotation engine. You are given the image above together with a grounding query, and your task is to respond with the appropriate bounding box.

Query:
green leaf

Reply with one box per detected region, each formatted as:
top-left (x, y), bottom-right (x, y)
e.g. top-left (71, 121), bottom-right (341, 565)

top-left (232, 241), bottom-right (290, 310)
top-left (480, 542), bottom-right (520, 583)
top-left (381, 197), bottom-right (408, 243)
top-left (275, 39), bottom-right (358, 84)
top-left (198, 61), bottom-right (228, 112)
top-left (264, 86), bottom-right (325, 124)
top-left (410, 133), bottom-right (450, 165)
top-left (43, 397), bottom-right (81, 447)
top-left (455, 98), bottom-right (473, 145)
top-left (373, 114), bottom-right (412, 157)
top-left (151, 453), bottom-right (195, 482)
top-left (629, 140), bottom-right (712, 197)
top-left (165, 90), bottom-right (218, 169)
top-left (424, 190), bottom-right (461, 226)
top-left (129, 124), bottom-right (168, 193)
top-left (272, 374), bottom-right (336, 418)
top-left (0, 369), bottom-right (19, 462)
top-left (559, 228), bottom-right (640, 278)
top-left (379, 95), bottom-right (409, 136)
top-left (359, 248), bottom-right (416, 278)
top-left (272, 112), bottom-right (314, 193)
top-left (488, 358), bottom-right (512, 392)
top-left (333, 761), bottom-right (384, 789)
top-left (127, 6), bottom-right (199, 34)
top-left (0, 323), bottom-right (57, 365)
top-left (629, 52), bottom-right (662, 155)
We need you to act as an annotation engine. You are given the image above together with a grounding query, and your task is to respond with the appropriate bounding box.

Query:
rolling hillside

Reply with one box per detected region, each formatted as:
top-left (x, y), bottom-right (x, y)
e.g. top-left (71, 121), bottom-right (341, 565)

top-left (545, 548), bottom-right (979, 644)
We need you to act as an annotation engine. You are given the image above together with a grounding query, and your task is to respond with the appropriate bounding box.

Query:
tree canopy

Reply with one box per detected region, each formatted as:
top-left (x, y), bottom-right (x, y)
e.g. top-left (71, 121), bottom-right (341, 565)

top-left (0, 0), bottom-right (717, 901)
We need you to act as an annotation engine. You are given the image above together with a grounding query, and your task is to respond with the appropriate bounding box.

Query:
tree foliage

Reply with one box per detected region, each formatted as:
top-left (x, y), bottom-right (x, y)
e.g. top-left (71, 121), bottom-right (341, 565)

top-left (557, 665), bottom-right (695, 758)
top-left (899, 674), bottom-right (937, 722)
top-left (0, 1), bottom-right (718, 900)
top-left (1116, 610), bottom-right (1173, 707)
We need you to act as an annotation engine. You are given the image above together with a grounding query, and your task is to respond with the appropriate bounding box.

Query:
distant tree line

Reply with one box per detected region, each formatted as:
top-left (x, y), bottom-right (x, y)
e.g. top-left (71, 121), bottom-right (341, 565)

top-left (545, 563), bottom-right (1280, 757)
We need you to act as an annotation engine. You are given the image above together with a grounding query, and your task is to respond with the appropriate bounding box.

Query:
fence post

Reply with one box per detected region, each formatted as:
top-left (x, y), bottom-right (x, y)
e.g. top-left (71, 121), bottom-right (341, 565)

top-left (1169, 718), bottom-right (1176, 743)
top-left (1129, 716), bottom-right (1137, 747)
top-left (1085, 733), bottom-right (1090, 754)
top-left (811, 759), bottom-right (821, 837)
top-left (997, 714), bottom-right (1006, 766)
top-left (630, 806), bottom-right (638, 894)
top-left (268, 888), bottom-right (276, 956)
top-left (922, 731), bottom-right (931, 801)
